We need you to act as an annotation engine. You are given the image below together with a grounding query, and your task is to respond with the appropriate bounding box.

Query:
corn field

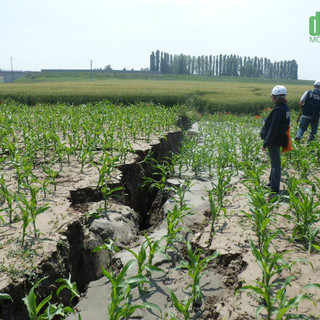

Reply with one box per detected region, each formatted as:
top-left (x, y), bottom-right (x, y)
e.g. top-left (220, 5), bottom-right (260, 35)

top-left (1, 100), bottom-right (320, 319)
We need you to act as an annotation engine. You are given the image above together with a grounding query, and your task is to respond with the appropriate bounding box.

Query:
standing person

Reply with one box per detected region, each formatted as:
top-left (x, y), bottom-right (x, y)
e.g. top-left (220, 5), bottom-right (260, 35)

top-left (260, 85), bottom-right (291, 194)
top-left (295, 80), bottom-right (320, 142)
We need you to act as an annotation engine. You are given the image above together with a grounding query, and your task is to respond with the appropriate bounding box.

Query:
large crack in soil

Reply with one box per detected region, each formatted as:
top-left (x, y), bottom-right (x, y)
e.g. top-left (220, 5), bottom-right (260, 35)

top-left (0, 130), bottom-right (184, 320)
top-left (0, 124), bottom-right (252, 320)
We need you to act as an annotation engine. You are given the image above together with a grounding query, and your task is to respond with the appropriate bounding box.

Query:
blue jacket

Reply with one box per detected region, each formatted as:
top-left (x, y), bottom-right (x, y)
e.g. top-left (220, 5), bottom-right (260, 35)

top-left (261, 104), bottom-right (290, 148)
top-left (302, 88), bottom-right (320, 117)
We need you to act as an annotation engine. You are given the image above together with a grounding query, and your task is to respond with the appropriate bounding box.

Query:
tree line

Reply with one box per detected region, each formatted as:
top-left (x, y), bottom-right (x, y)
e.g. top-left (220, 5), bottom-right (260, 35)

top-left (150, 50), bottom-right (298, 79)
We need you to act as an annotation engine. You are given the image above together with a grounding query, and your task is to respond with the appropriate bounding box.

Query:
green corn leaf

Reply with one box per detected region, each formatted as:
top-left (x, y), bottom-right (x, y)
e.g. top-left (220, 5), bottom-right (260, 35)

top-left (117, 259), bottom-right (136, 282)
top-left (122, 275), bottom-right (149, 289)
top-left (23, 277), bottom-right (48, 318)
top-left (276, 294), bottom-right (313, 319)
top-left (169, 290), bottom-right (184, 313)
top-left (142, 302), bottom-right (161, 313)
top-left (102, 267), bottom-right (114, 284)
top-left (36, 293), bottom-right (52, 315)
top-left (0, 293), bottom-right (12, 301)
top-left (145, 265), bottom-right (166, 274)
top-left (240, 285), bottom-right (268, 301)
top-left (303, 283), bottom-right (320, 290)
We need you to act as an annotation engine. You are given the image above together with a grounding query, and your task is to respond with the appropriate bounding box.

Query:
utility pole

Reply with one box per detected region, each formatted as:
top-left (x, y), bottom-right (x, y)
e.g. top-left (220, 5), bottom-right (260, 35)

top-left (90, 59), bottom-right (92, 81)
top-left (10, 56), bottom-right (13, 83)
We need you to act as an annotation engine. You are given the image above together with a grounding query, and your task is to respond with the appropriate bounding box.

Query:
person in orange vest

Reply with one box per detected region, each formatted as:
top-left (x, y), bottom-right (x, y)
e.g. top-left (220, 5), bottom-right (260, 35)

top-left (260, 85), bottom-right (290, 194)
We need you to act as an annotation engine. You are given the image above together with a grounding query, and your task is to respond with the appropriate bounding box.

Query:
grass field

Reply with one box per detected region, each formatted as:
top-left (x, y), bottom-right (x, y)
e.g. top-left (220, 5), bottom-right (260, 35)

top-left (0, 73), bottom-right (313, 114)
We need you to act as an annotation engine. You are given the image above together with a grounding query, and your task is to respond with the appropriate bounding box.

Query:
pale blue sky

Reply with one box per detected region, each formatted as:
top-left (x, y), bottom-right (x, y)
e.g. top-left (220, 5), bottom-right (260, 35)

top-left (0, 0), bottom-right (319, 80)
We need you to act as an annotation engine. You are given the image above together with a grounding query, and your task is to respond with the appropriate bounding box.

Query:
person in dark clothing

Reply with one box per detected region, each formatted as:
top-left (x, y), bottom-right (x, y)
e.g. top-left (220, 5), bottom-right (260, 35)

top-left (260, 85), bottom-right (291, 194)
top-left (295, 80), bottom-right (320, 142)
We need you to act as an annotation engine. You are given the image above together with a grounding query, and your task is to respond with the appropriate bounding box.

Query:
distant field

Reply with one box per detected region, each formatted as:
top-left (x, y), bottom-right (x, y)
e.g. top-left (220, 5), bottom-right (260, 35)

top-left (0, 72), bottom-right (313, 114)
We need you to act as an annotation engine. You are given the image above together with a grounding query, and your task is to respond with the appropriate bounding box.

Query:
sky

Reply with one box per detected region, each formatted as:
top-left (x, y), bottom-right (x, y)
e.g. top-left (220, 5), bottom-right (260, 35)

top-left (0, 0), bottom-right (319, 80)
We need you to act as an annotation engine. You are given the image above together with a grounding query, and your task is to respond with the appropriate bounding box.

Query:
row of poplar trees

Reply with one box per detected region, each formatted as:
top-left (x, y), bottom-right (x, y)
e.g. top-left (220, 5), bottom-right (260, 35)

top-left (150, 50), bottom-right (298, 79)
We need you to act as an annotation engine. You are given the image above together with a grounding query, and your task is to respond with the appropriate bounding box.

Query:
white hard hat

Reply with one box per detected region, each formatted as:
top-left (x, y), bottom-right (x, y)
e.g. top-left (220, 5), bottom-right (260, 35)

top-left (271, 85), bottom-right (287, 96)
top-left (314, 80), bottom-right (320, 87)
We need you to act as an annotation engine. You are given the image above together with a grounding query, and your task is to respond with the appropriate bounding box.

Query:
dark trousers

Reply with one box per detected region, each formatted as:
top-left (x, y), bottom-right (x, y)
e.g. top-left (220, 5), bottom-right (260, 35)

top-left (296, 115), bottom-right (320, 142)
top-left (267, 144), bottom-right (281, 193)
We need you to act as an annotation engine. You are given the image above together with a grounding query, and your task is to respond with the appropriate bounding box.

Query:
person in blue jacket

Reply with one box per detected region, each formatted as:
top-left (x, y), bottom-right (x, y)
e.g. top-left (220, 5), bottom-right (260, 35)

top-left (295, 80), bottom-right (320, 142)
top-left (261, 85), bottom-right (291, 194)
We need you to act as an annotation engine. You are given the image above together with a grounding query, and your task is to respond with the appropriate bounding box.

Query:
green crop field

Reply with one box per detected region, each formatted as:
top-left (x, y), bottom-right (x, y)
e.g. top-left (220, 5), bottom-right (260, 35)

top-left (1, 72), bottom-right (320, 318)
top-left (0, 72), bottom-right (313, 114)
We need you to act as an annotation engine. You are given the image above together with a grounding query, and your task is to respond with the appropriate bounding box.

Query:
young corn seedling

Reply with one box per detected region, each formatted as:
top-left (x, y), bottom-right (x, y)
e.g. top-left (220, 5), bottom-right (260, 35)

top-left (177, 241), bottom-right (219, 308)
top-left (164, 204), bottom-right (194, 251)
top-left (36, 177), bottom-right (52, 200)
top-left (102, 259), bottom-right (160, 320)
top-left (272, 275), bottom-right (313, 320)
top-left (288, 187), bottom-right (320, 253)
top-left (41, 164), bottom-right (59, 192)
top-left (211, 164), bottom-right (234, 208)
top-left (23, 276), bottom-right (79, 320)
top-left (18, 197), bottom-right (32, 248)
top-left (207, 190), bottom-right (225, 234)
top-left (100, 184), bottom-right (123, 211)
top-left (143, 158), bottom-right (174, 195)
top-left (79, 148), bottom-right (89, 173)
top-left (144, 233), bottom-right (170, 267)
top-left (125, 239), bottom-right (166, 291)
top-left (55, 273), bottom-right (80, 303)
top-left (242, 184), bottom-right (279, 250)
top-left (17, 186), bottom-right (50, 247)
top-left (169, 290), bottom-right (194, 320)
top-left (92, 154), bottom-right (118, 189)
top-left (92, 238), bottom-right (120, 255)
top-left (169, 179), bottom-right (192, 211)
top-left (0, 176), bottom-right (16, 224)
top-left (240, 236), bottom-right (302, 320)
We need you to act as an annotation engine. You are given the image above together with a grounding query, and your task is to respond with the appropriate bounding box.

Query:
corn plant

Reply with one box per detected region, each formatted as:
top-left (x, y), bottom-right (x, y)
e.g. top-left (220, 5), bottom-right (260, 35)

top-left (55, 274), bottom-right (80, 303)
top-left (125, 239), bottom-right (166, 290)
top-left (207, 190), bottom-right (225, 234)
top-left (272, 276), bottom-right (313, 320)
top-left (22, 277), bottom-right (78, 320)
top-left (289, 148), bottom-right (312, 180)
top-left (92, 238), bottom-right (120, 255)
top-left (210, 164), bottom-right (234, 208)
top-left (92, 154), bottom-right (118, 189)
top-left (288, 187), bottom-right (320, 253)
top-left (164, 204), bottom-right (194, 251)
top-left (0, 176), bottom-right (16, 224)
top-left (102, 259), bottom-right (160, 320)
top-left (240, 237), bottom-right (307, 320)
top-left (79, 148), bottom-right (89, 173)
top-left (169, 179), bottom-right (192, 211)
top-left (17, 187), bottom-right (50, 247)
top-left (144, 233), bottom-right (170, 267)
top-left (143, 158), bottom-right (174, 195)
top-left (117, 138), bottom-right (133, 164)
top-left (242, 184), bottom-right (278, 250)
top-left (36, 177), bottom-right (52, 200)
top-left (168, 290), bottom-right (193, 320)
top-left (176, 241), bottom-right (219, 308)
top-left (100, 184), bottom-right (123, 211)
top-left (41, 164), bottom-right (59, 192)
